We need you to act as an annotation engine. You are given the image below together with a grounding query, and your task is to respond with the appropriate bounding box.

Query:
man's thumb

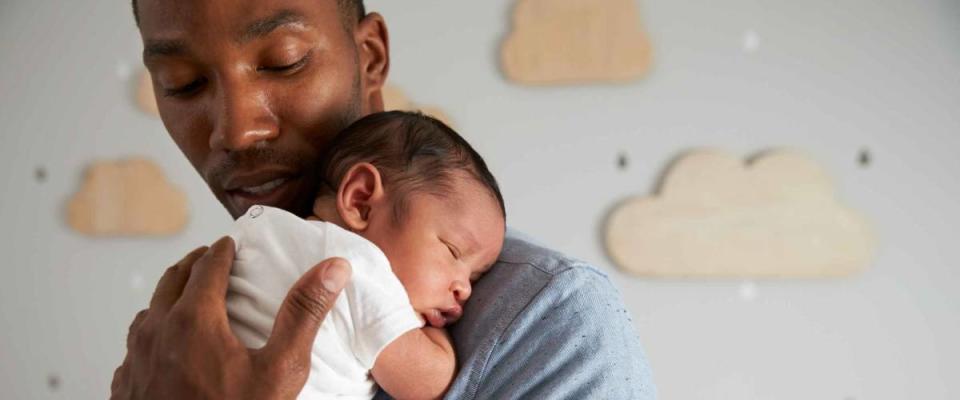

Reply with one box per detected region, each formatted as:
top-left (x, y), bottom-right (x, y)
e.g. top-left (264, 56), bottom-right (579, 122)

top-left (263, 257), bottom-right (351, 364)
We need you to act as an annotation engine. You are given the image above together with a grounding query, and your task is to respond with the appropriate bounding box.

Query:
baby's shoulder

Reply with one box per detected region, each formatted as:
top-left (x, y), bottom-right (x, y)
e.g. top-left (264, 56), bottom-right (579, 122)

top-left (312, 221), bottom-right (392, 278)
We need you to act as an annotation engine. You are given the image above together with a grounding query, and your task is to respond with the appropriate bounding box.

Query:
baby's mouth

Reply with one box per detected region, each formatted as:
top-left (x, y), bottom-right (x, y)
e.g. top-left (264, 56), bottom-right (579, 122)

top-left (422, 310), bottom-right (443, 328)
top-left (422, 306), bottom-right (464, 328)
top-left (422, 310), bottom-right (448, 328)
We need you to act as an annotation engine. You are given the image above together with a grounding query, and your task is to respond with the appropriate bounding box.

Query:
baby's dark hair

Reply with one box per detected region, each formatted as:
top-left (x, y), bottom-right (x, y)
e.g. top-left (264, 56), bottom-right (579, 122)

top-left (317, 111), bottom-right (506, 223)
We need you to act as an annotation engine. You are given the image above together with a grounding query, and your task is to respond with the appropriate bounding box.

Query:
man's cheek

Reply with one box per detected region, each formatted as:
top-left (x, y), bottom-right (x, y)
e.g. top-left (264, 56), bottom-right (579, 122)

top-left (294, 69), bottom-right (355, 113)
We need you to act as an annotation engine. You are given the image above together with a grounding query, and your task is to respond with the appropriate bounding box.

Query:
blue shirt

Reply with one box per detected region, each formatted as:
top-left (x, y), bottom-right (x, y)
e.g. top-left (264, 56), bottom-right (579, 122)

top-left (376, 232), bottom-right (656, 399)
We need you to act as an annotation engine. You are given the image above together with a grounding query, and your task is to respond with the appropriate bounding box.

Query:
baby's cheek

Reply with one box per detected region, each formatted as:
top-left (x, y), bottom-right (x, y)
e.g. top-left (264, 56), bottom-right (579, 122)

top-left (412, 275), bottom-right (444, 304)
top-left (403, 279), bottom-right (433, 307)
top-left (432, 274), bottom-right (454, 298)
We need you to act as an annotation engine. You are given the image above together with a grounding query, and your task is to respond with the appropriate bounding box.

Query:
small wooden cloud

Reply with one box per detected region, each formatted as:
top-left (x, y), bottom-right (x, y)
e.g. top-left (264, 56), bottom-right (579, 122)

top-left (136, 69), bottom-right (160, 117)
top-left (605, 150), bottom-right (877, 278)
top-left (67, 158), bottom-right (188, 236)
top-left (501, 0), bottom-right (653, 85)
top-left (382, 85), bottom-right (454, 127)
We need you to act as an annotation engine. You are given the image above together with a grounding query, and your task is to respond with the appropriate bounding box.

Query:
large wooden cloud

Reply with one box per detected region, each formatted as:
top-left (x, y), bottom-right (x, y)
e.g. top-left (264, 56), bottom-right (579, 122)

top-left (605, 150), bottom-right (877, 278)
top-left (67, 158), bottom-right (188, 236)
top-left (501, 0), bottom-right (653, 85)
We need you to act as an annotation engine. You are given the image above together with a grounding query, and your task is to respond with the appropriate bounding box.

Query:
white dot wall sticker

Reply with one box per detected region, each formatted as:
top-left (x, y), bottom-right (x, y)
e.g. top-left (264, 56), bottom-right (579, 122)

top-left (130, 273), bottom-right (145, 291)
top-left (739, 281), bottom-right (758, 301)
top-left (115, 60), bottom-right (133, 80)
top-left (742, 29), bottom-right (760, 54)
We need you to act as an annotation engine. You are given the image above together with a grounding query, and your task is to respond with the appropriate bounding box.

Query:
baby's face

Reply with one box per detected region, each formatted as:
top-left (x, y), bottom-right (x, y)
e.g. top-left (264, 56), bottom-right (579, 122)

top-left (362, 174), bottom-right (505, 328)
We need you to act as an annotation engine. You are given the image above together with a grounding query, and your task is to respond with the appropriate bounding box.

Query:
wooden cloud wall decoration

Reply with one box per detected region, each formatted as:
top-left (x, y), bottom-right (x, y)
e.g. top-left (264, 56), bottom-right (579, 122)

top-left (605, 150), bottom-right (877, 278)
top-left (67, 158), bottom-right (188, 236)
top-left (136, 69), bottom-right (160, 117)
top-left (501, 0), bottom-right (653, 85)
top-left (381, 85), bottom-right (455, 127)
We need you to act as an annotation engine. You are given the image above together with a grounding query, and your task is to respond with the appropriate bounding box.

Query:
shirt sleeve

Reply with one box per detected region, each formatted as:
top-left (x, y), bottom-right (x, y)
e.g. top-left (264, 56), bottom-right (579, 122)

top-left (322, 224), bottom-right (424, 370)
top-left (349, 266), bottom-right (424, 369)
top-left (470, 266), bottom-right (657, 400)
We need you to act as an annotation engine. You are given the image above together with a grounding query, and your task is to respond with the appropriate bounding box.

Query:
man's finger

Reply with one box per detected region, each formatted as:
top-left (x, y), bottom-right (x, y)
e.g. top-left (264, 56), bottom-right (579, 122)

top-left (261, 257), bottom-right (351, 366)
top-left (110, 358), bottom-right (128, 395)
top-left (150, 246), bottom-right (207, 312)
top-left (181, 237), bottom-right (236, 305)
top-left (127, 309), bottom-right (148, 346)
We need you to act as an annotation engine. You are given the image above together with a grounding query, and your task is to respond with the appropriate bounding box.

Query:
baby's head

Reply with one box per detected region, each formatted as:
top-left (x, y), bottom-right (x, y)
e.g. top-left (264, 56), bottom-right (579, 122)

top-left (312, 111), bottom-right (506, 328)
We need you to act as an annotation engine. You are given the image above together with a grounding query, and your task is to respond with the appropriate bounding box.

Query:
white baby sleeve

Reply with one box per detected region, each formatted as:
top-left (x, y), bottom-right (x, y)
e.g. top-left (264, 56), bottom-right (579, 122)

top-left (320, 223), bottom-right (424, 369)
top-left (228, 207), bottom-right (325, 348)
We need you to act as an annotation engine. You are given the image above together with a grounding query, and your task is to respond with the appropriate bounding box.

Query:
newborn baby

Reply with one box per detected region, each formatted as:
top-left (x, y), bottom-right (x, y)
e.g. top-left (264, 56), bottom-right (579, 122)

top-left (226, 111), bottom-right (506, 399)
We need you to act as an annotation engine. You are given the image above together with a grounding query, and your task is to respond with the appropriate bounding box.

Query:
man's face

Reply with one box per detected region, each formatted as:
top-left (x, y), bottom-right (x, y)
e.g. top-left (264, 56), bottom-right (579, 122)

top-left (137, 0), bottom-right (388, 218)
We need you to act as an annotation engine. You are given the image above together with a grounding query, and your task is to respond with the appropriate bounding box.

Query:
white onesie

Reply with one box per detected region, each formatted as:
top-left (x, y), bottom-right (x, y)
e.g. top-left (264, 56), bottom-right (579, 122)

top-left (227, 205), bottom-right (423, 400)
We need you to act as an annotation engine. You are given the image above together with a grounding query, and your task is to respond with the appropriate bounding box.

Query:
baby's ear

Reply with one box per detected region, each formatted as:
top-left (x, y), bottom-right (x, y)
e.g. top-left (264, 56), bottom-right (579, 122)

top-left (336, 163), bottom-right (386, 231)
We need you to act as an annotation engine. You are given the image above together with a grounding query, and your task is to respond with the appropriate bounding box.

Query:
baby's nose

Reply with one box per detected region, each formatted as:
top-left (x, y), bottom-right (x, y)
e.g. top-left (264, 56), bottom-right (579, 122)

top-left (452, 280), bottom-right (471, 305)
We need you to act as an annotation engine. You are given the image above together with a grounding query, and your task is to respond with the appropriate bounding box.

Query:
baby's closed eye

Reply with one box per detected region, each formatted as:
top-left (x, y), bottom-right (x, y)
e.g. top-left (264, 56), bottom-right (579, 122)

top-left (439, 237), bottom-right (461, 260)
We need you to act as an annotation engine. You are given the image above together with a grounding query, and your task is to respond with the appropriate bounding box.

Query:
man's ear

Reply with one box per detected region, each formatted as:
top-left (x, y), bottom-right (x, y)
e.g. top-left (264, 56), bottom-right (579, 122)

top-left (354, 12), bottom-right (390, 113)
top-left (336, 163), bottom-right (386, 232)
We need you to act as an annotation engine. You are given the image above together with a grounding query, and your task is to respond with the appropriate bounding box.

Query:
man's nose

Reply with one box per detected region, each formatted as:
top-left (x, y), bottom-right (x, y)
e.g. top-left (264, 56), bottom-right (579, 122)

top-left (452, 280), bottom-right (471, 305)
top-left (209, 78), bottom-right (279, 151)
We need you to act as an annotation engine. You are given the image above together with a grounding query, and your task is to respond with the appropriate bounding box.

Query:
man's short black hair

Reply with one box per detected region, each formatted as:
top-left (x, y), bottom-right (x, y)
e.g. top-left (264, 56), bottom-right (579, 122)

top-left (317, 111), bottom-right (507, 223)
top-left (338, 0), bottom-right (366, 25)
top-left (131, 0), bottom-right (366, 28)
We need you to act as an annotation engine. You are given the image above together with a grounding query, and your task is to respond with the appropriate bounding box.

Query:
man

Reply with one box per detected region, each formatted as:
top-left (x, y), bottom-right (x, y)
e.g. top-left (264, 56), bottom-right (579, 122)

top-left (111, 0), bottom-right (656, 398)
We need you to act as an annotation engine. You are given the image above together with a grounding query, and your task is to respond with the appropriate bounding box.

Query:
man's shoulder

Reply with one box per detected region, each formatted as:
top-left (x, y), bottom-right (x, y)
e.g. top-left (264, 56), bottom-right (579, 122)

top-left (495, 229), bottom-right (601, 277)
top-left (492, 230), bottom-right (622, 309)
top-left (472, 227), bottom-right (628, 313)
top-left (455, 230), bottom-right (615, 336)
top-left (442, 231), bottom-right (655, 399)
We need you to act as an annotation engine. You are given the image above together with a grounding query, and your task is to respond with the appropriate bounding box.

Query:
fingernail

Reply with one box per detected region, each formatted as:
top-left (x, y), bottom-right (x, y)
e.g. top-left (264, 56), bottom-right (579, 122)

top-left (322, 260), bottom-right (350, 292)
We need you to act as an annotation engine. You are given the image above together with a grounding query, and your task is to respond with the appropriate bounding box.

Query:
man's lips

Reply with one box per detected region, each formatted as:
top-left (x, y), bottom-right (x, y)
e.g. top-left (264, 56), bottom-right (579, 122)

top-left (222, 168), bottom-right (298, 192)
top-left (221, 168), bottom-right (302, 214)
top-left (231, 177), bottom-right (290, 196)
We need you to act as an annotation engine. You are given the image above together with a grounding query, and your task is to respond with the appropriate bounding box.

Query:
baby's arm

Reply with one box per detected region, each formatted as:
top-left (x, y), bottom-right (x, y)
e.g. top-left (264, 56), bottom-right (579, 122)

top-left (371, 326), bottom-right (456, 400)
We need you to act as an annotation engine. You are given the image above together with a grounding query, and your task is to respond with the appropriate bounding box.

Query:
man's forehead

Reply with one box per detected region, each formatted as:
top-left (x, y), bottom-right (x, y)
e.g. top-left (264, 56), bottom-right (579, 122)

top-left (137, 0), bottom-right (340, 42)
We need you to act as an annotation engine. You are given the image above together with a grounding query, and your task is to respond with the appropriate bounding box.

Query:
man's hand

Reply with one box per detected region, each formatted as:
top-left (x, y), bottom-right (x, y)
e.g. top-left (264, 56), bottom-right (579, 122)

top-left (110, 236), bottom-right (351, 400)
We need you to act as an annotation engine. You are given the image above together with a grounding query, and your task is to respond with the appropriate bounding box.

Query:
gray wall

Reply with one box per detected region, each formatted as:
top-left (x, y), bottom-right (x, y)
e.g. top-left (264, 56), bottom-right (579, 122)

top-left (1, 0), bottom-right (958, 399)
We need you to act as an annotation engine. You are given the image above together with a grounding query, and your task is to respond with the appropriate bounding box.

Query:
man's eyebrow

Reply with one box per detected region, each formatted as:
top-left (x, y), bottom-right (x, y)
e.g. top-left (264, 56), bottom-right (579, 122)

top-left (143, 39), bottom-right (188, 60)
top-left (238, 9), bottom-right (307, 43)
